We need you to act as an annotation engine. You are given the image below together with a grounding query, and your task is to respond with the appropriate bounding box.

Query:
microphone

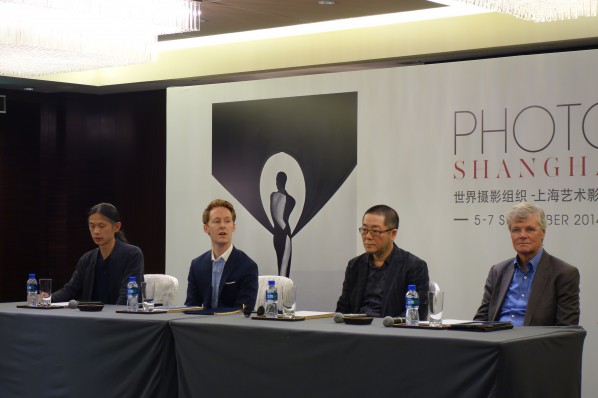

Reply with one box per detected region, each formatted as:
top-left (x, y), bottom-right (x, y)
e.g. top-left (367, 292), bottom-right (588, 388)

top-left (68, 300), bottom-right (79, 309)
top-left (333, 313), bottom-right (368, 323)
top-left (382, 316), bottom-right (406, 327)
top-left (242, 304), bottom-right (252, 318)
top-left (257, 306), bottom-right (265, 317)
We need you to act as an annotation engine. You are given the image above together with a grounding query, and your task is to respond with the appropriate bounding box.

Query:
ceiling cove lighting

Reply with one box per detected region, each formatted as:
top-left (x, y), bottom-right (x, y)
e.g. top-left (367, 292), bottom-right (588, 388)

top-left (0, 0), bottom-right (201, 77)
top-left (434, 0), bottom-right (597, 22)
top-left (159, 5), bottom-right (489, 51)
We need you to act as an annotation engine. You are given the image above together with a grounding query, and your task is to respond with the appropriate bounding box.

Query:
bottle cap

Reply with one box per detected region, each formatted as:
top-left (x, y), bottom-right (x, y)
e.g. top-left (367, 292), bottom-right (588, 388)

top-left (129, 276), bottom-right (136, 281)
top-left (29, 273), bottom-right (36, 279)
top-left (268, 280), bottom-right (275, 286)
top-left (408, 284), bottom-right (416, 291)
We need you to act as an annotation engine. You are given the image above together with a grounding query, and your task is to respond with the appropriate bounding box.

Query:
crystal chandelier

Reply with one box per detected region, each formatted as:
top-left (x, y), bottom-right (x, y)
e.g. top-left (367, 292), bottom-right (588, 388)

top-left (0, 0), bottom-right (200, 77)
top-left (448, 0), bottom-right (597, 22)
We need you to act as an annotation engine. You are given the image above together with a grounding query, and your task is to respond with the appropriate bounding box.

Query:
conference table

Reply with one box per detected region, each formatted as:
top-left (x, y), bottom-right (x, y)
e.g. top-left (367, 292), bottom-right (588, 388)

top-left (0, 302), bottom-right (586, 398)
top-left (170, 315), bottom-right (586, 398)
top-left (0, 302), bottom-right (182, 398)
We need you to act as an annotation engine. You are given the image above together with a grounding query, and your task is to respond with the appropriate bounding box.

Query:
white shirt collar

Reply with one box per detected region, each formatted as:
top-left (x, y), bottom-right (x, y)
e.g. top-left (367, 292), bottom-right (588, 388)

top-left (211, 244), bottom-right (234, 262)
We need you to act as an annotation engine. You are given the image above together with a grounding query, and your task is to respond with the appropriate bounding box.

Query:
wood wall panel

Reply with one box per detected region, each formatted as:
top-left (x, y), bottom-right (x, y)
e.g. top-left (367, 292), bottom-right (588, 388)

top-left (0, 89), bottom-right (166, 302)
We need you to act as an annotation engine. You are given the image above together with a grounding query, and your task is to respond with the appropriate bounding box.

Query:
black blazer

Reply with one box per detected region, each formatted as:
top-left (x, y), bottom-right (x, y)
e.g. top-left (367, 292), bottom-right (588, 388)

top-left (474, 250), bottom-right (580, 326)
top-left (52, 239), bottom-right (144, 305)
top-left (184, 246), bottom-right (259, 310)
top-left (336, 244), bottom-right (429, 318)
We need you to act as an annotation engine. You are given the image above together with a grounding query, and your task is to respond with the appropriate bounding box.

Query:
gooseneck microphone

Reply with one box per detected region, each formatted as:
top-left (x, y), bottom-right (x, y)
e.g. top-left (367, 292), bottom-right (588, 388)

top-left (333, 313), bottom-right (368, 323)
top-left (68, 300), bottom-right (79, 309)
top-left (382, 316), bottom-right (406, 327)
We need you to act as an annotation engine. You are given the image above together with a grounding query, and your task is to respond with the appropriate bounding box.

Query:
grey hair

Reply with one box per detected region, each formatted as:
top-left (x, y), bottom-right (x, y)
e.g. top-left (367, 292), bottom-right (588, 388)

top-left (506, 202), bottom-right (547, 231)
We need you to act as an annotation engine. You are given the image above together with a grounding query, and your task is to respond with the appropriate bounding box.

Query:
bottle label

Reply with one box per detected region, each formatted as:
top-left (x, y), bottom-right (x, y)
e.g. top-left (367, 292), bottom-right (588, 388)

top-left (27, 285), bottom-right (37, 293)
top-left (266, 291), bottom-right (278, 301)
top-left (406, 297), bottom-right (419, 307)
top-left (128, 287), bottom-right (138, 296)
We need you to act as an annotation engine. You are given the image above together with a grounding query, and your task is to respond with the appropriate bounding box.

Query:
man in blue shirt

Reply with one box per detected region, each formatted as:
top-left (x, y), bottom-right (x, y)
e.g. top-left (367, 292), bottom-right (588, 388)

top-left (185, 199), bottom-right (259, 310)
top-left (474, 202), bottom-right (580, 326)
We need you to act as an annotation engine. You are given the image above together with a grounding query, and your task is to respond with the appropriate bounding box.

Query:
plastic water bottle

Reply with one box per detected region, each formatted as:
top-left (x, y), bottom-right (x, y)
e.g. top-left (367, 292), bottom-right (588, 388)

top-left (265, 280), bottom-right (278, 318)
top-left (126, 276), bottom-right (139, 312)
top-left (405, 284), bottom-right (419, 326)
top-left (27, 274), bottom-right (38, 307)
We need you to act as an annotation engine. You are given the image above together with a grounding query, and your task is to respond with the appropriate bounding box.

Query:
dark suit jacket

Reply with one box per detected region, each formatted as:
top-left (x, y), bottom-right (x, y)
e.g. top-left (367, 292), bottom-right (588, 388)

top-left (474, 250), bottom-right (580, 326)
top-left (336, 244), bottom-right (429, 318)
top-left (52, 239), bottom-right (145, 305)
top-left (184, 246), bottom-right (259, 310)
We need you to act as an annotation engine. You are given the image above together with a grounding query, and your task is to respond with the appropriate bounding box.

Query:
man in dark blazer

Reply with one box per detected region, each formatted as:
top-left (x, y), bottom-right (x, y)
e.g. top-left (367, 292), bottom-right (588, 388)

top-left (336, 205), bottom-right (429, 318)
top-left (474, 202), bottom-right (580, 326)
top-left (52, 239), bottom-right (144, 305)
top-left (185, 199), bottom-right (259, 310)
top-left (52, 203), bottom-right (144, 305)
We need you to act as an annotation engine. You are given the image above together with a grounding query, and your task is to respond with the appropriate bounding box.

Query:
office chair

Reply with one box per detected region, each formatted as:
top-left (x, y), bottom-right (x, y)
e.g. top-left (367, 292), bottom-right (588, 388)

top-left (255, 275), bottom-right (294, 311)
top-left (144, 274), bottom-right (179, 307)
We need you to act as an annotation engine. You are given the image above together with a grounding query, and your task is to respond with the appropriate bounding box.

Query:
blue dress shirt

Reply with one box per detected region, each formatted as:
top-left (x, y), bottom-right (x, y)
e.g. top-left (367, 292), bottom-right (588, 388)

top-left (211, 258), bottom-right (225, 307)
top-left (211, 244), bottom-right (233, 307)
top-left (498, 248), bottom-right (544, 326)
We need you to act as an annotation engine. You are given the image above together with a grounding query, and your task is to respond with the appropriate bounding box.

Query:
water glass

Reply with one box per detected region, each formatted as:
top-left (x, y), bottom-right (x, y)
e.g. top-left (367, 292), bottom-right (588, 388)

top-left (282, 285), bottom-right (296, 318)
top-left (39, 278), bottom-right (52, 307)
top-left (141, 281), bottom-right (155, 312)
top-left (428, 290), bottom-right (444, 327)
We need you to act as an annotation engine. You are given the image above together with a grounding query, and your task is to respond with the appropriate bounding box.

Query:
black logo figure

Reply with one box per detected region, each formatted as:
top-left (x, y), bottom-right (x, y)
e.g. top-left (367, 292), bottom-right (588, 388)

top-left (270, 172), bottom-right (296, 277)
top-left (212, 92), bottom-right (357, 277)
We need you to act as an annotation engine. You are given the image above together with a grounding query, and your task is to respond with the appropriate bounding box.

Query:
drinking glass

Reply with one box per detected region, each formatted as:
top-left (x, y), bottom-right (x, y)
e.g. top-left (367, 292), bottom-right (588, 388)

top-left (141, 281), bottom-right (155, 312)
top-left (282, 285), bottom-right (296, 319)
top-left (39, 279), bottom-right (52, 307)
top-left (428, 281), bottom-right (444, 327)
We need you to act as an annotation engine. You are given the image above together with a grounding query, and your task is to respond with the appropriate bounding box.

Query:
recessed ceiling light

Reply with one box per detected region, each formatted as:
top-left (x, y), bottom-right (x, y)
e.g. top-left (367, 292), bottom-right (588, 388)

top-left (23, 87), bottom-right (34, 91)
top-left (318, 1), bottom-right (336, 5)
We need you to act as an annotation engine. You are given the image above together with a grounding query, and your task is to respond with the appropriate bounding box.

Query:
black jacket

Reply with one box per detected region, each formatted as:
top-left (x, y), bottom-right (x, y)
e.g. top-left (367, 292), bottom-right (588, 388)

top-left (52, 239), bottom-right (144, 305)
top-left (336, 244), bottom-right (429, 318)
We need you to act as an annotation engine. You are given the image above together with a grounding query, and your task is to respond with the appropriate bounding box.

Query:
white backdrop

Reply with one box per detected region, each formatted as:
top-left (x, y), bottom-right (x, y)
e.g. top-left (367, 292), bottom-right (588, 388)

top-left (167, 49), bottom-right (598, 396)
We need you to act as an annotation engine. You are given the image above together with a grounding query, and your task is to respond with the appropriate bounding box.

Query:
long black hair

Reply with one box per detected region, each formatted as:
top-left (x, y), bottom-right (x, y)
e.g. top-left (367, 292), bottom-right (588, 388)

top-left (88, 203), bottom-right (128, 243)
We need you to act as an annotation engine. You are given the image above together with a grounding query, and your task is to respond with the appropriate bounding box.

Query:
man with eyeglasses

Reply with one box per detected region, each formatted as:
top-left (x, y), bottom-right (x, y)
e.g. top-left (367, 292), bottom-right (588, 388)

top-left (474, 202), bottom-right (580, 326)
top-left (336, 204), bottom-right (429, 318)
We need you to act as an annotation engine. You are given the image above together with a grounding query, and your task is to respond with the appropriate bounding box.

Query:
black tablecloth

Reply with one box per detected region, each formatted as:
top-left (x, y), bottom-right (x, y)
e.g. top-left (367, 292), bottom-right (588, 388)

top-left (170, 315), bottom-right (586, 398)
top-left (0, 303), bottom-right (586, 398)
top-left (0, 303), bottom-right (183, 398)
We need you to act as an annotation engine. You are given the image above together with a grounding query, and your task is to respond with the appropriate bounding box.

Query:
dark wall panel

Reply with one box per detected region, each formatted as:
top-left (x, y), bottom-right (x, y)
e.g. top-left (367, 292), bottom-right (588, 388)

top-left (0, 92), bottom-right (42, 303)
top-left (0, 89), bottom-right (166, 302)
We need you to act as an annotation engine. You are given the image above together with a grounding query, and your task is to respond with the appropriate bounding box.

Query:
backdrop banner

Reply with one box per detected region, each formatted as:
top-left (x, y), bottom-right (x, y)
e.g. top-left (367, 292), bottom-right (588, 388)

top-left (167, 49), bottom-right (597, 395)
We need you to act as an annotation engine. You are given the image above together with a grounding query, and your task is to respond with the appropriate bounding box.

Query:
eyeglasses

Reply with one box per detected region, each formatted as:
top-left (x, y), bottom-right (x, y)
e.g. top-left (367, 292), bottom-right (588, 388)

top-left (358, 227), bottom-right (394, 237)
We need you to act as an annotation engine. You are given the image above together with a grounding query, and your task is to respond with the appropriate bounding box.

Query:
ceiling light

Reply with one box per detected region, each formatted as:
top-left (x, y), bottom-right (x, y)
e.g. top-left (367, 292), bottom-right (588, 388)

top-left (0, 0), bottom-right (201, 77)
top-left (433, 0), bottom-right (597, 22)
